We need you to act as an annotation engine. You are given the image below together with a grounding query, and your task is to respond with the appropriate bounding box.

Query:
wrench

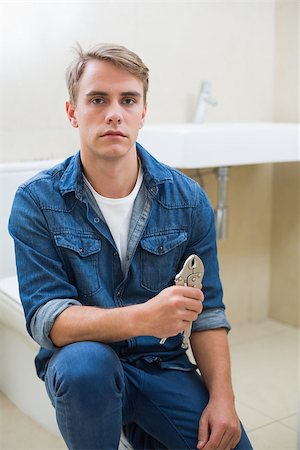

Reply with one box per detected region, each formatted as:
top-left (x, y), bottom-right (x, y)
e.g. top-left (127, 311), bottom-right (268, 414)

top-left (159, 254), bottom-right (204, 349)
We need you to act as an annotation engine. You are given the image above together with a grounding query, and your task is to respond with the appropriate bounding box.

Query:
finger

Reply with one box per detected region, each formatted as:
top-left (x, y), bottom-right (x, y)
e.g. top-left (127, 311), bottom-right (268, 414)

top-left (186, 287), bottom-right (204, 301)
top-left (176, 285), bottom-right (203, 300)
top-left (218, 422), bottom-right (242, 450)
top-left (181, 309), bottom-right (200, 324)
top-left (185, 289), bottom-right (204, 303)
top-left (217, 432), bottom-right (233, 450)
top-left (185, 301), bottom-right (203, 313)
top-left (203, 428), bottom-right (225, 450)
top-left (228, 431), bottom-right (242, 450)
top-left (197, 416), bottom-right (209, 449)
top-left (215, 426), bottom-right (241, 450)
top-left (185, 302), bottom-right (203, 316)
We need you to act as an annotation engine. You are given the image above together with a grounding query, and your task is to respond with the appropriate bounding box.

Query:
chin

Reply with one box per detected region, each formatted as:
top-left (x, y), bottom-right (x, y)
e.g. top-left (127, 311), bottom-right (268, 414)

top-left (93, 146), bottom-right (132, 161)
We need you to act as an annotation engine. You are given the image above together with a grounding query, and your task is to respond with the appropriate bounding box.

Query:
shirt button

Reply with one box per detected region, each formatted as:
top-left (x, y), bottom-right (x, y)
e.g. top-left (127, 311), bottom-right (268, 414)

top-left (117, 291), bottom-right (122, 297)
top-left (113, 251), bottom-right (118, 257)
top-left (150, 186), bottom-right (157, 194)
top-left (94, 217), bottom-right (100, 223)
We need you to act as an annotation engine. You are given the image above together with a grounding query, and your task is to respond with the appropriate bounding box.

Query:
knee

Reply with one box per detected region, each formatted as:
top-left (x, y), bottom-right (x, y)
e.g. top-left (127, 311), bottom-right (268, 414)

top-left (49, 341), bottom-right (124, 396)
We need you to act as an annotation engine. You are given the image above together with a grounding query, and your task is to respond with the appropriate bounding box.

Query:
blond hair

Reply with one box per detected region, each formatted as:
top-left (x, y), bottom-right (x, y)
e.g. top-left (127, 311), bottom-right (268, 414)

top-left (66, 42), bottom-right (149, 105)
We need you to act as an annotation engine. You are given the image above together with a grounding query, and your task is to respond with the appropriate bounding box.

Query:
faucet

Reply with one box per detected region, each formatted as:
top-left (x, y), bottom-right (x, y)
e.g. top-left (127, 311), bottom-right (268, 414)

top-left (193, 81), bottom-right (218, 123)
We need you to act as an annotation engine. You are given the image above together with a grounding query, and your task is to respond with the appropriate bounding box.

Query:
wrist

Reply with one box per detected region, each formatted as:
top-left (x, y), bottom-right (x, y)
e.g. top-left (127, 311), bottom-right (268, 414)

top-left (128, 302), bottom-right (150, 337)
top-left (209, 386), bottom-right (235, 404)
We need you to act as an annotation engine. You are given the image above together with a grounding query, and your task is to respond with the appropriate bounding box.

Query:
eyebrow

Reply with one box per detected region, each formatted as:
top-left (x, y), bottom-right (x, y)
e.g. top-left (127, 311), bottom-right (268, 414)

top-left (85, 90), bottom-right (142, 98)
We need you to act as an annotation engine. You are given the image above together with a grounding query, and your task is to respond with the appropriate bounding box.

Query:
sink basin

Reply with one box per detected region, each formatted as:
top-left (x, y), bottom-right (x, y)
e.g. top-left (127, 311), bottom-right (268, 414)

top-left (138, 123), bottom-right (299, 168)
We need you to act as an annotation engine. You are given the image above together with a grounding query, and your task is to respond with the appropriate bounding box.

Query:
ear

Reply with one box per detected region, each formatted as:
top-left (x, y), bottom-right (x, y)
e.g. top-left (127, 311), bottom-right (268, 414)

top-left (66, 101), bottom-right (78, 128)
top-left (139, 103), bottom-right (147, 129)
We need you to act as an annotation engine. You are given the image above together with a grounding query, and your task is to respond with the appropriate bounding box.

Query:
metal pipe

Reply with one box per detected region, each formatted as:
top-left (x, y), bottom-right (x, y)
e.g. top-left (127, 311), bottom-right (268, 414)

top-left (215, 167), bottom-right (230, 240)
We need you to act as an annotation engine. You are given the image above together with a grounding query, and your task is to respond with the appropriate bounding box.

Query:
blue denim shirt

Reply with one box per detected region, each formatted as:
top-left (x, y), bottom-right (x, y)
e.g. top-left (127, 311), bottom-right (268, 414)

top-left (9, 144), bottom-right (230, 379)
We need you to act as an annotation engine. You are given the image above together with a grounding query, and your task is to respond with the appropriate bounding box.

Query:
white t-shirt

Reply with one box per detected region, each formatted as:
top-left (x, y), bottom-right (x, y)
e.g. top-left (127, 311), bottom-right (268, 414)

top-left (83, 161), bottom-right (143, 272)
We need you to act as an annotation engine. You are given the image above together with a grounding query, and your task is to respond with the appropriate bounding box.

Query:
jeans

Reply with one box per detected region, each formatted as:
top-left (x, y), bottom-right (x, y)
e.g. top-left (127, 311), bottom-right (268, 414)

top-left (44, 341), bottom-right (252, 450)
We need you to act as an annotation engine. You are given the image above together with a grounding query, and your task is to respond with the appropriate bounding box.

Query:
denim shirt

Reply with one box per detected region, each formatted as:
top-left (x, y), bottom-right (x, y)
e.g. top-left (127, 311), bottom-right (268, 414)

top-left (9, 143), bottom-right (230, 380)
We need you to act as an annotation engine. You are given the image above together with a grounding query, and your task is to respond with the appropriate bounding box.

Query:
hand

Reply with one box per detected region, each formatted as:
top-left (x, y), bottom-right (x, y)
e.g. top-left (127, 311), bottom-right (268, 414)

top-left (197, 399), bottom-right (242, 450)
top-left (143, 285), bottom-right (203, 339)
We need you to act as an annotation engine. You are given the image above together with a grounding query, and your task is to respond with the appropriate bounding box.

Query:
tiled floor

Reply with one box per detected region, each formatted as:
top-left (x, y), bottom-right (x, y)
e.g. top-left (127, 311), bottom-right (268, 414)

top-left (1, 319), bottom-right (299, 449)
top-left (229, 319), bottom-right (299, 449)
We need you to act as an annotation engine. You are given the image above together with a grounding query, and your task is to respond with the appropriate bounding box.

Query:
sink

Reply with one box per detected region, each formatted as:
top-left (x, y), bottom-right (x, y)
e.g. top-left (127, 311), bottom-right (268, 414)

top-left (138, 122), bottom-right (299, 168)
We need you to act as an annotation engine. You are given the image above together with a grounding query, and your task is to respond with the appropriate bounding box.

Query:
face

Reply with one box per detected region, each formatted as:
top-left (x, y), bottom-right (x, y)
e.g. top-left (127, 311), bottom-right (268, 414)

top-left (66, 59), bottom-right (147, 164)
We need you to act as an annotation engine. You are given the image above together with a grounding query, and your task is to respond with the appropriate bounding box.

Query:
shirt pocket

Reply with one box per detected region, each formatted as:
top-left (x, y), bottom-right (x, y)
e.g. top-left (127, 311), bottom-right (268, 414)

top-left (140, 230), bottom-right (187, 291)
top-left (54, 232), bottom-right (102, 296)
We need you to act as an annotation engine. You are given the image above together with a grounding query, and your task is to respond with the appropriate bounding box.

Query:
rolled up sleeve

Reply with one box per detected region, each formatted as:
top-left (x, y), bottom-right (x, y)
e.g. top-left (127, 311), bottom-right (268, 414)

top-left (30, 299), bottom-right (82, 350)
top-left (192, 307), bottom-right (231, 333)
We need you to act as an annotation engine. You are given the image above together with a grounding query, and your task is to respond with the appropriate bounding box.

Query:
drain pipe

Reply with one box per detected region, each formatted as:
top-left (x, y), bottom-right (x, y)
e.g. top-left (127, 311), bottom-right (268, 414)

top-left (215, 167), bottom-right (230, 240)
top-left (192, 81), bottom-right (229, 239)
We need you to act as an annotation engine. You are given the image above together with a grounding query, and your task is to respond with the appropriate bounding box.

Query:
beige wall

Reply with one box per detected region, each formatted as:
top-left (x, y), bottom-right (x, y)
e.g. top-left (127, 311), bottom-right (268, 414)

top-left (185, 2), bottom-right (299, 328)
top-left (183, 164), bottom-right (274, 325)
top-left (0, 1), bottom-right (275, 162)
top-left (270, 1), bottom-right (299, 327)
top-left (0, 2), bottom-right (298, 327)
top-left (270, 162), bottom-right (299, 327)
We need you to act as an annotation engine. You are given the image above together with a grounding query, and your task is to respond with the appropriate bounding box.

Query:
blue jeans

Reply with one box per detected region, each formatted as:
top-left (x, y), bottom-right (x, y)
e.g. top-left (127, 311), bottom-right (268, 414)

top-left (44, 341), bottom-right (252, 450)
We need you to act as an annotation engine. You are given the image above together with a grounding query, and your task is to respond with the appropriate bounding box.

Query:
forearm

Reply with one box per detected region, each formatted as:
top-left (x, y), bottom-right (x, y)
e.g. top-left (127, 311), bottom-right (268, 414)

top-left (50, 284), bottom-right (203, 348)
top-left (50, 303), bottom-right (147, 347)
top-left (190, 328), bottom-right (234, 402)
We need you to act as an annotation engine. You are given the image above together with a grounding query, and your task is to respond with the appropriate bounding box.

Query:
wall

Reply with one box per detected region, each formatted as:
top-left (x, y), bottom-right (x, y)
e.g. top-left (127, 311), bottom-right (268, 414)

top-left (270, 1), bottom-right (299, 327)
top-left (0, 1), bottom-right (275, 162)
top-left (182, 164), bottom-right (273, 324)
top-left (270, 162), bottom-right (299, 327)
top-left (1, 1), bottom-right (297, 327)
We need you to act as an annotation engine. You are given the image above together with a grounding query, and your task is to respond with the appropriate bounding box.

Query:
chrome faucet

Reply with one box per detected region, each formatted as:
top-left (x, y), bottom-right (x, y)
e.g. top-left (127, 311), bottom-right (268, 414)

top-left (193, 81), bottom-right (218, 123)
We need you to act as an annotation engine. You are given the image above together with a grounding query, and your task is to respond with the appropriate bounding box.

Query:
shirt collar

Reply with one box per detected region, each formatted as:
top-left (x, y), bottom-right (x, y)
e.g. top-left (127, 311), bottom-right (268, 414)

top-left (59, 151), bottom-right (84, 198)
top-left (136, 142), bottom-right (173, 188)
top-left (59, 144), bottom-right (173, 197)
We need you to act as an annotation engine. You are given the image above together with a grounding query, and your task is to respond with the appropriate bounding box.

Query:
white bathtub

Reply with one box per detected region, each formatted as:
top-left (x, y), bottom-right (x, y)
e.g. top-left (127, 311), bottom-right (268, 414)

top-left (0, 159), bottom-right (131, 449)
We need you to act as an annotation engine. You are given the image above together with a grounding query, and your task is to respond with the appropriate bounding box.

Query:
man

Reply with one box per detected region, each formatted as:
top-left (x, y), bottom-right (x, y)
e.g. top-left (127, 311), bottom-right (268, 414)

top-left (9, 43), bottom-right (252, 450)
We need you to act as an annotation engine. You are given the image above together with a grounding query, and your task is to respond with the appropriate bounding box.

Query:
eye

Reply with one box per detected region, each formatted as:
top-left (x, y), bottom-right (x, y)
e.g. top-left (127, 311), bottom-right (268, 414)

top-left (122, 98), bottom-right (136, 105)
top-left (91, 98), bottom-right (105, 105)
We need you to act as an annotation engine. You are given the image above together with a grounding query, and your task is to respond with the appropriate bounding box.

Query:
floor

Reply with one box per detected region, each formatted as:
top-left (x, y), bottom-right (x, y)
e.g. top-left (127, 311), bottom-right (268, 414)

top-left (0, 318), bottom-right (299, 449)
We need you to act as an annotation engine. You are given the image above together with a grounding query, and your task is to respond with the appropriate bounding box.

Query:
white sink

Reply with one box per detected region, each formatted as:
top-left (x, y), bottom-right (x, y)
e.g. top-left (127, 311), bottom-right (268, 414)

top-left (138, 122), bottom-right (299, 168)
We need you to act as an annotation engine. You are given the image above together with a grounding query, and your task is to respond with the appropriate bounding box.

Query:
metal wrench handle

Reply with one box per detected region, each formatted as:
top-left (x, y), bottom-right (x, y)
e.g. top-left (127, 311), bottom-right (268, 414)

top-left (159, 254), bottom-right (204, 346)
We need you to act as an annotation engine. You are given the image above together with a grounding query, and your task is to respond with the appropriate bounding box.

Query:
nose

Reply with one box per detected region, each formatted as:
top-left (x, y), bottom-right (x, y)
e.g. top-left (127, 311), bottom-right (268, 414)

top-left (105, 102), bottom-right (122, 125)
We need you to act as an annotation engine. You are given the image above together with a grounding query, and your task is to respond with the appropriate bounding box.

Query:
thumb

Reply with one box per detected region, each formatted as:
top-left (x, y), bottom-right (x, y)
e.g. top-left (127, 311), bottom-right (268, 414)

top-left (197, 416), bottom-right (209, 449)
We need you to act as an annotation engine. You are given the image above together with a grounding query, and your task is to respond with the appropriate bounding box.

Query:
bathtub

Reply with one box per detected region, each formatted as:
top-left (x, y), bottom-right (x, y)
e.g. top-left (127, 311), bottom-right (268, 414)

top-left (0, 159), bottom-right (132, 449)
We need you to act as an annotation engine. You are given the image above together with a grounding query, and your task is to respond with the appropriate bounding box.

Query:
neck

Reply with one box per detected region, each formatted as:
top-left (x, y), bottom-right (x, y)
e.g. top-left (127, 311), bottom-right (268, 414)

top-left (82, 151), bottom-right (139, 199)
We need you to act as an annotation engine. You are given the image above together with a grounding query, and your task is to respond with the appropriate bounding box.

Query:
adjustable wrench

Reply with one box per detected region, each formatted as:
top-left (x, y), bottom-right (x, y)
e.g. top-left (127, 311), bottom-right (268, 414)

top-left (160, 254), bottom-right (204, 349)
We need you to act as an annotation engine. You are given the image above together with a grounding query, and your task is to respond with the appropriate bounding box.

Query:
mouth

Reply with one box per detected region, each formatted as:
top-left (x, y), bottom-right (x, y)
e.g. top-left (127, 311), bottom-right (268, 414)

top-left (101, 131), bottom-right (126, 137)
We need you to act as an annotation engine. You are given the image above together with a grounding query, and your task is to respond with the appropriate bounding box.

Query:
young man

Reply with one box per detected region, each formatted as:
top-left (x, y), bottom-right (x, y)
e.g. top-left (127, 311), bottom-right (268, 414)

top-left (9, 43), bottom-right (252, 450)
